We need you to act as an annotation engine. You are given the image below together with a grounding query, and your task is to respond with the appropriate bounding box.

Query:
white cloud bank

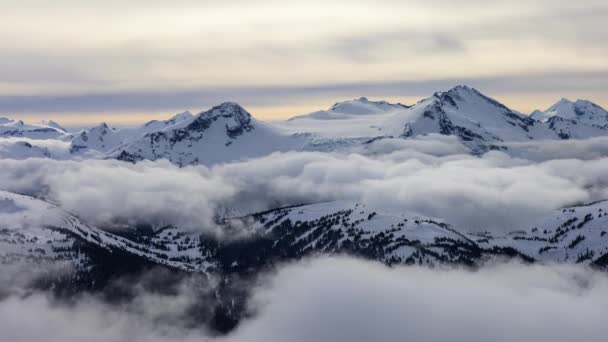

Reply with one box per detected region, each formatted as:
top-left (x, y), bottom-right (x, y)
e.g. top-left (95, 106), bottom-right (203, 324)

top-left (2, 136), bottom-right (608, 232)
top-left (2, 258), bottom-right (608, 342)
top-left (0, 137), bottom-right (72, 159)
top-left (223, 258), bottom-right (608, 342)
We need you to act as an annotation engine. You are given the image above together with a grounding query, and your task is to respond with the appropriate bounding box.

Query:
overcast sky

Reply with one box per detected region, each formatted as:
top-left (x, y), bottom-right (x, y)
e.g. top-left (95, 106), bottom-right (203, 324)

top-left (1, 0), bottom-right (607, 125)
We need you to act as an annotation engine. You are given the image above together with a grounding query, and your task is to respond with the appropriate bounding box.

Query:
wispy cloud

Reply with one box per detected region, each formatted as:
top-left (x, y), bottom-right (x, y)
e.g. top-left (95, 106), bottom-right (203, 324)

top-left (1, 71), bottom-right (607, 121)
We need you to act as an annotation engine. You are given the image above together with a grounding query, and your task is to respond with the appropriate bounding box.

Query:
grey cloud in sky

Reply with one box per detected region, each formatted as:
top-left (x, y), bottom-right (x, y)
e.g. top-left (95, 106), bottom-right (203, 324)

top-left (1, 71), bottom-right (607, 116)
top-left (328, 31), bottom-right (466, 63)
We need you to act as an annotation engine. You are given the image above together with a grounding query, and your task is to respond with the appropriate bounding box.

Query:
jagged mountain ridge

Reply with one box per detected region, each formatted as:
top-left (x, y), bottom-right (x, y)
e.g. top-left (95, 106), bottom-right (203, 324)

top-left (4, 190), bottom-right (608, 275)
top-left (140, 111), bottom-right (195, 133)
top-left (379, 86), bottom-right (586, 152)
top-left (2, 86), bottom-right (608, 165)
top-left (113, 102), bottom-right (308, 166)
top-left (0, 117), bottom-right (71, 140)
top-left (98, 86), bottom-right (607, 164)
top-left (221, 199), bottom-right (608, 269)
top-left (532, 98), bottom-right (608, 127)
top-left (69, 111), bottom-right (197, 155)
top-left (0, 190), bottom-right (213, 272)
top-left (288, 97), bottom-right (409, 121)
top-left (70, 123), bottom-right (123, 154)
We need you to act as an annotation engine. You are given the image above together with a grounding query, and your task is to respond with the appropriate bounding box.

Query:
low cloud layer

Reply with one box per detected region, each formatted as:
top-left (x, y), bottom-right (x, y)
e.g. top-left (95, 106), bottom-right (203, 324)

top-left (504, 136), bottom-right (608, 161)
top-left (2, 136), bottom-right (608, 232)
top-left (2, 258), bottom-right (608, 342)
top-left (0, 137), bottom-right (71, 159)
top-left (0, 266), bottom-right (217, 342)
top-left (225, 258), bottom-right (608, 342)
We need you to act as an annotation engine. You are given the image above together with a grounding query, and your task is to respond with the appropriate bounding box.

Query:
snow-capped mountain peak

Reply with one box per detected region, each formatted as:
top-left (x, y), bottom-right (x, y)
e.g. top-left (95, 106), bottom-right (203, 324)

top-left (171, 110), bottom-right (193, 121)
top-left (286, 97), bottom-right (409, 125)
top-left (114, 102), bottom-right (307, 166)
top-left (195, 102), bottom-right (252, 121)
top-left (186, 102), bottom-right (255, 138)
top-left (432, 85), bottom-right (511, 112)
top-left (327, 97), bottom-right (409, 115)
top-left (39, 120), bottom-right (68, 133)
top-left (380, 85), bottom-right (537, 152)
top-left (531, 98), bottom-right (608, 126)
top-left (0, 117), bottom-right (70, 140)
top-left (70, 122), bottom-right (123, 154)
top-left (142, 110), bottom-right (195, 132)
top-left (86, 122), bottom-right (114, 137)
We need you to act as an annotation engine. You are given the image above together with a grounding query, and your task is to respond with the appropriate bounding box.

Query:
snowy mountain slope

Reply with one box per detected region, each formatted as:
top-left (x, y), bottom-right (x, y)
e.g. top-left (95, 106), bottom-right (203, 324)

top-left (70, 123), bottom-right (125, 154)
top-left (221, 200), bottom-right (481, 268)
top-left (474, 200), bottom-right (608, 265)
top-left (221, 199), bottom-right (608, 269)
top-left (289, 97), bottom-right (408, 121)
top-left (0, 118), bottom-right (70, 140)
top-left (3, 186), bottom-right (608, 307)
top-left (39, 120), bottom-right (68, 133)
top-left (69, 110), bottom-right (197, 155)
top-left (275, 86), bottom-right (564, 154)
top-left (531, 98), bottom-right (608, 127)
top-left (113, 102), bottom-right (308, 166)
top-left (0, 190), bottom-right (212, 272)
top-left (378, 86), bottom-right (555, 152)
top-left (370, 85), bottom-right (608, 152)
top-left (526, 98), bottom-right (608, 139)
top-left (139, 110), bottom-right (195, 134)
top-left (0, 140), bottom-right (51, 159)
top-left (274, 98), bottom-right (408, 138)
top-left (543, 115), bottom-right (608, 140)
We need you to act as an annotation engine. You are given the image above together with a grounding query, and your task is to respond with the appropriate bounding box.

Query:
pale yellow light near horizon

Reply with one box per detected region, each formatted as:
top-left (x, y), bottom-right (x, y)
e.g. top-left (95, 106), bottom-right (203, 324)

top-left (13, 93), bottom-right (607, 127)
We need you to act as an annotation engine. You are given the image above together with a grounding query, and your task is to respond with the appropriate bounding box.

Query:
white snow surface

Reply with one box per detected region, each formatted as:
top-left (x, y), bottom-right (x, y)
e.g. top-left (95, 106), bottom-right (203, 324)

top-left (275, 97), bottom-right (408, 138)
top-left (531, 98), bottom-right (608, 127)
top-left (0, 118), bottom-right (71, 140)
top-left (0, 190), bottom-right (212, 272)
top-left (247, 199), bottom-right (608, 266)
top-left (114, 102), bottom-right (309, 166)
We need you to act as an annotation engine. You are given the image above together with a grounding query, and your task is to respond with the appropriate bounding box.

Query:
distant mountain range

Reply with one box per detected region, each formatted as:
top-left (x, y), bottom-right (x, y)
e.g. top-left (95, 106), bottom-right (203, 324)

top-left (2, 85), bottom-right (608, 164)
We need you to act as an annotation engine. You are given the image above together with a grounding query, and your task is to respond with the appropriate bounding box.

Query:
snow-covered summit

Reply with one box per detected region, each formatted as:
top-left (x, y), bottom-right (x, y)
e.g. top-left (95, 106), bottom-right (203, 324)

top-left (0, 117), bottom-right (70, 140)
top-left (531, 98), bottom-right (608, 127)
top-left (70, 122), bottom-right (125, 154)
top-left (380, 85), bottom-right (539, 152)
top-left (39, 120), bottom-right (68, 133)
top-left (188, 102), bottom-right (255, 138)
top-left (170, 110), bottom-right (194, 122)
top-left (0, 190), bottom-right (210, 271)
top-left (289, 97), bottom-right (408, 121)
top-left (114, 102), bottom-right (307, 166)
top-left (327, 97), bottom-right (409, 115)
top-left (142, 110), bottom-right (194, 132)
